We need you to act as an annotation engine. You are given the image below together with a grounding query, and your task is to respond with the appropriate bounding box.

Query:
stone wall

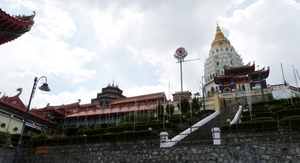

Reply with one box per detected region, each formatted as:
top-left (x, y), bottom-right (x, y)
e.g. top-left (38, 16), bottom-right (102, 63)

top-left (3, 130), bottom-right (297, 163)
top-left (220, 94), bottom-right (271, 113)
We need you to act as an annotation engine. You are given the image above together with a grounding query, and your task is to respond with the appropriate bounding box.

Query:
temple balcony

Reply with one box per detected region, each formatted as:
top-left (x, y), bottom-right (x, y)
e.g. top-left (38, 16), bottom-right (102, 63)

top-left (220, 88), bottom-right (271, 98)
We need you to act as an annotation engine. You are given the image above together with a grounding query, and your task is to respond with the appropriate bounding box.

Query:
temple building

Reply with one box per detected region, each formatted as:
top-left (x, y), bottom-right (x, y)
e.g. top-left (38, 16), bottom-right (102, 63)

top-left (204, 24), bottom-right (244, 96)
top-left (203, 25), bottom-right (271, 111)
top-left (0, 89), bottom-right (55, 134)
top-left (31, 85), bottom-right (167, 130)
top-left (214, 62), bottom-right (270, 93)
top-left (91, 82), bottom-right (126, 105)
top-left (0, 8), bottom-right (35, 45)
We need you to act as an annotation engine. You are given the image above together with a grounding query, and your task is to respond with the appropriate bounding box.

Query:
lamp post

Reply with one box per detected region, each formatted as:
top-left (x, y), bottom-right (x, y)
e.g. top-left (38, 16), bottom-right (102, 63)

top-left (13, 76), bottom-right (50, 163)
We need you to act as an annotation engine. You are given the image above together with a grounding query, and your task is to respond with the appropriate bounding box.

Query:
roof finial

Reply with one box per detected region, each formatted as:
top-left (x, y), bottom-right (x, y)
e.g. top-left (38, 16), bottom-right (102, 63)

top-left (217, 21), bottom-right (219, 26)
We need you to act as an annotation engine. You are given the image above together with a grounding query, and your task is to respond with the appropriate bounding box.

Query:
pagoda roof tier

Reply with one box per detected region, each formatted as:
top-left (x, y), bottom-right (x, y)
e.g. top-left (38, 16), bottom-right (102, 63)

top-left (0, 9), bottom-right (35, 45)
top-left (214, 66), bottom-right (270, 83)
top-left (249, 66), bottom-right (270, 79)
top-left (224, 62), bottom-right (255, 75)
top-left (214, 75), bottom-right (249, 83)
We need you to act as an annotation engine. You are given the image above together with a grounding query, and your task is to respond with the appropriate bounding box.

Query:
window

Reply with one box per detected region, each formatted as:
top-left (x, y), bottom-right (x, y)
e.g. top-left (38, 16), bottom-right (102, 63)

top-left (223, 87), bottom-right (231, 92)
top-left (0, 123), bottom-right (6, 128)
top-left (13, 127), bottom-right (18, 132)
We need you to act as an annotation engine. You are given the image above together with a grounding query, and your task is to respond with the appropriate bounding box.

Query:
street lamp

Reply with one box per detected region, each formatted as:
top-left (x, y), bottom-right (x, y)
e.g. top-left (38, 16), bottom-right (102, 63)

top-left (13, 76), bottom-right (50, 163)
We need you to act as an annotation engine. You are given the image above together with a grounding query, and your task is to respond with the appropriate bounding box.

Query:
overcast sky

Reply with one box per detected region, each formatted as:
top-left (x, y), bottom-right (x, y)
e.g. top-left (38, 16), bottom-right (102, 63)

top-left (1, 0), bottom-right (300, 108)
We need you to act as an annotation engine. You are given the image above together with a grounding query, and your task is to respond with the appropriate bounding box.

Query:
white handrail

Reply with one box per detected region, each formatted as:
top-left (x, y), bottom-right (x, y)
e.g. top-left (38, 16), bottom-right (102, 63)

top-left (230, 105), bottom-right (243, 125)
top-left (162, 111), bottom-right (220, 148)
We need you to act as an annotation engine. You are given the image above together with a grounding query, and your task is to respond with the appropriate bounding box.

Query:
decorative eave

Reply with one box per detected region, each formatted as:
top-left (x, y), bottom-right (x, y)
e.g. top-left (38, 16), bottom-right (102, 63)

top-left (224, 62), bottom-right (255, 75)
top-left (0, 99), bottom-right (56, 126)
top-left (249, 66), bottom-right (270, 79)
top-left (0, 8), bottom-right (35, 45)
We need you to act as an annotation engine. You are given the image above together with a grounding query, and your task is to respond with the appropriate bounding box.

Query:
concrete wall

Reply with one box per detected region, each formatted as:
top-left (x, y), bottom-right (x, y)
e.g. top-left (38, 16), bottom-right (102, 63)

top-left (0, 114), bottom-right (23, 134)
top-left (1, 130), bottom-right (298, 163)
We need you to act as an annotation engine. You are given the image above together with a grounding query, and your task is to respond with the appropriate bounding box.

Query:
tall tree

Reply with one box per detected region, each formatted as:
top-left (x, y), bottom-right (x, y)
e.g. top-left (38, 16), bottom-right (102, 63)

top-left (165, 103), bottom-right (175, 116)
top-left (177, 98), bottom-right (190, 114)
top-left (191, 97), bottom-right (200, 113)
top-left (155, 103), bottom-right (164, 119)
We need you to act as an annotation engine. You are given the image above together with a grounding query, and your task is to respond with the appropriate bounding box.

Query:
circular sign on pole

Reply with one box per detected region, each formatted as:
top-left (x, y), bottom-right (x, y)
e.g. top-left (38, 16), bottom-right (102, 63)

top-left (174, 47), bottom-right (188, 60)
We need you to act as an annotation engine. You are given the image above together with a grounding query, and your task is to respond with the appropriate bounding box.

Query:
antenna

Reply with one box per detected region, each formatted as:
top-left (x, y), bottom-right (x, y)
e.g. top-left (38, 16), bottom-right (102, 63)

top-left (293, 65), bottom-right (299, 91)
top-left (296, 69), bottom-right (300, 80)
top-left (281, 63), bottom-right (287, 85)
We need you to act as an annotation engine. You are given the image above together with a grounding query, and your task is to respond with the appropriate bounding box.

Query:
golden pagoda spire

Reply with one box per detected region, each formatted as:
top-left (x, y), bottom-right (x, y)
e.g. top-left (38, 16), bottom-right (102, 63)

top-left (211, 24), bottom-right (230, 48)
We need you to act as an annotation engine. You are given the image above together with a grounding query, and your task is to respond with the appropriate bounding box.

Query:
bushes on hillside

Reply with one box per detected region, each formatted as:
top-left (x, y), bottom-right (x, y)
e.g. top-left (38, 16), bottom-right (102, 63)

top-left (0, 131), bottom-right (10, 146)
top-left (282, 115), bottom-right (300, 129)
top-left (272, 108), bottom-right (300, 119)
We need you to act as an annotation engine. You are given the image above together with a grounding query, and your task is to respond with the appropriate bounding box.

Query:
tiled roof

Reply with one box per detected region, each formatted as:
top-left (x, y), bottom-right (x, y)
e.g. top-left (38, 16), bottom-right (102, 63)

top-left (111, 92), bottom-right (165, 104)
top-left (0, 9), bottom-right (35, 45)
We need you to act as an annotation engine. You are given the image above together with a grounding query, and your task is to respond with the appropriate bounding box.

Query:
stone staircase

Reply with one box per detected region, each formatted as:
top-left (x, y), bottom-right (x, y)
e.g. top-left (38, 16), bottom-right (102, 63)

top-left (174, 112), bottom-right (236, 146)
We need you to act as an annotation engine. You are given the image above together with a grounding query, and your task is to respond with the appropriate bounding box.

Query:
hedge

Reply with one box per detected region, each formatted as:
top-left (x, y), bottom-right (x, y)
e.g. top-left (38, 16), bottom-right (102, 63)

top-left (29, 130), bottom-right (158, 146)
top-left (282, 115), bottom-right (300, 130)
top-left (272, 108), bottom-right (300, 119)
top-left (0, 131), bottom-right (10, 146)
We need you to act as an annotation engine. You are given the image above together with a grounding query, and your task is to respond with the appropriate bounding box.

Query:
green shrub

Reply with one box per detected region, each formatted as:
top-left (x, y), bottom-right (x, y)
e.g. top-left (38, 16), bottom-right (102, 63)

top-left (282, 115), bottom-right (300, 129)
top-left (268, 105), bottom-right (284, 113)
top-left (0, 131), bottom-right (10, 146)
top-left (272, 108), bottom-right (300, 119)
top-left (241, 115), bottom-right (250, 122)
top-left (118, 122), bottom-right (134, 127)
top-left (219, 125), bottom-right (231, 132)
top-left (65, 127), bottom-right (79, 137)
top-left (31, 131), bottom-right (51, 140)
top-left (230, 117), bottom-right (277, 132)
top-left (10, 134), bottom-right (32, 147)
top-left (250, 117), bottom-right (274, 122)
top-left (254, 112), bottom-right (272, 118)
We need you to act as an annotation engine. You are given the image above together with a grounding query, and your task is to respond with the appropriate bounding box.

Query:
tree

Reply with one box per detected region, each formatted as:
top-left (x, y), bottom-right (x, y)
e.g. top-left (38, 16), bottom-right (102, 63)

top-left (165, 103), bottom-right (175, 116)
top-left (177, 98), bottom-right (190, 114)
top-left (155, 103), bottom-right (164, 119)
top-left (191, 97), bottom-right (200, 113)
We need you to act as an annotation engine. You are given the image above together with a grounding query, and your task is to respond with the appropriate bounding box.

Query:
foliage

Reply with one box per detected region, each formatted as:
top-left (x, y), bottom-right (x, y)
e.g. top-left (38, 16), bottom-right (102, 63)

top-left (118, 122), bottom-right (135, 127)
top-left (165, 103), bottom-right (175, 116)
top-left (29, 130), bottom-right (158, 147)
top-left (250, 117), bottom-right (274, 122)
top-left (267, 105), bottom-right (284, 113)
top-left (11, 134), bottom-right (32, 147)
top-left (272, 108), bottom-right (300, 119)
top-left (31, 131), bottom-right (51, 140)
top-left (0, 131), bottom-right (10, 146)
top-left (254, 112), bottom-right (272, 118)
top-left (219, 125), bottom-right (231, 132)
top-left (155, 103), bottom-right (165, 119)
top-left (65, 127), bottom-right (79, 137)
top-left (282, 115), bottom-right (300, 129)
top-left (177, 98), bottom-right (190, 114)
top-left (241, 115), bottom-right (250, 122)
top-left (191, 97), bottom-right (201, 113)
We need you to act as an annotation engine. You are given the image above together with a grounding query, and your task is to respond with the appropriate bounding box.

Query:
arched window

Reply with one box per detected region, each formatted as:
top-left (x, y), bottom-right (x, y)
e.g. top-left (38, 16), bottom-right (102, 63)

top-left (211, 87), bottom-right (215, 93)
top-left (242, 84), bottom-right (245, 90)
top-left (223, 87), bottom-right (231, 92)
